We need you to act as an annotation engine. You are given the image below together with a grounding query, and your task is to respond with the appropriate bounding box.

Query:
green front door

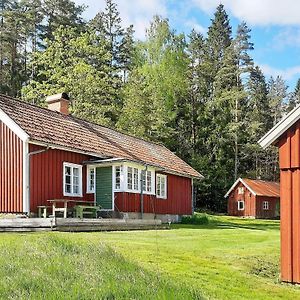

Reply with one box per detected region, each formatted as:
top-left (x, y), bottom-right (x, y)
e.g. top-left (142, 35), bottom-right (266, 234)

top-left (96, 167), bottom-right (113, 210)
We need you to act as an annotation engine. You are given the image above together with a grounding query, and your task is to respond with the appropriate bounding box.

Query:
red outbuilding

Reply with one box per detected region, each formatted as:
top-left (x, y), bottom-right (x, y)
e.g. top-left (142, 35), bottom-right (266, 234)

top-left (225, 178), bottom-right (280, 219)
top-left (259, 105), bottom-right (300, 283)
top-left (0, 93), bottom-right (202, 222)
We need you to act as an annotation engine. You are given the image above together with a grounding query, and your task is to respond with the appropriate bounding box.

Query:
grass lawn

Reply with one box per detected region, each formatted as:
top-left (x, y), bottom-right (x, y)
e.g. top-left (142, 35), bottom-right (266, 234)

top-left (0, 215), bottom-right (300, 299)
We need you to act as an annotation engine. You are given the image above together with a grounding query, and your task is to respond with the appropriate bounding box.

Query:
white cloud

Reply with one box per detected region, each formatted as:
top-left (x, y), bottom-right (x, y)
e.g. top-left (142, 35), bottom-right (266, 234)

top-left (192, 0), bottom-right (300, 26)
top-left (75, 0), bottom-right (168, 39)
top-left (260, 63), bottom-right (300, 81)
top-left (273, 28), bottom-right (300, 49)
top-left (185, 18), bottom-right (206, 34)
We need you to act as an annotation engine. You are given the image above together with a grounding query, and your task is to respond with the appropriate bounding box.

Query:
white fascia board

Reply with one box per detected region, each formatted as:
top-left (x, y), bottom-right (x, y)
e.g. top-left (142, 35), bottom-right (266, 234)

top-left (224, 178), bottom-right (257, 198)
top-left (258, 104), bottom-right (300, 149)
top-left (0, 108), bottom-right (29, 142)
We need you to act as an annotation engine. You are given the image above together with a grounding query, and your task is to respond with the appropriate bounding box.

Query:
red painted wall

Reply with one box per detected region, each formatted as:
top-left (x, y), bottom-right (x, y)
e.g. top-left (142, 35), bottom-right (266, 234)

top-left (29, 144), bottom-right (94, 212)
top-left (277, 122), bottom-right (300, 283)
top-left (115, 173), bottom-right (192, 215)
top-left (255, 196), bottom-right (278, 219)
top-left (0, 121), bottom-right (23, 212)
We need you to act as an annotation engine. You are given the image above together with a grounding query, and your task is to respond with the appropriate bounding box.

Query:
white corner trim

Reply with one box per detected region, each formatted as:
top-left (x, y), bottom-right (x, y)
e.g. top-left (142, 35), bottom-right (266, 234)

top-left (0, 108), bottom-right (29, 142)
top-left (224, 178), bottom-right (257, 198)
top-left (258, 104), bottom-right (300, 149)
top-left (23, 141), bottom-right (30, 213)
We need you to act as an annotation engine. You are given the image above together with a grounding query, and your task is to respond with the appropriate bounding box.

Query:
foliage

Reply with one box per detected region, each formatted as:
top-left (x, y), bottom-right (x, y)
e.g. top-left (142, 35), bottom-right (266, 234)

top-left (181, 213), bottom-right (209, 225)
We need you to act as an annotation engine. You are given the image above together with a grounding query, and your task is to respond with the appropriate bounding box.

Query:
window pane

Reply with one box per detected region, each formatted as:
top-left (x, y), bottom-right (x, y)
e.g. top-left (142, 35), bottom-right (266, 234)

top-left (147, 171), bottom-right (151, 192)
top-left (88, 168), bottom-right (95, 192)
top-left (73, 185), bottom-right (79, 194)
top-left (134, 168), bottom-right (139, 190)
top-left (127, 167), bottom-right (133, 190)
top-left (115, 166), bottom-right (121, 189)
top-left (73, 168), bottom-right (79, 176)
top-left (157, 176), bottom-right (161, 196)
top-left (65, 166), bottom-right (71, 176)
top-left (161, 177), bottom-right (165, 197)
top-left (65, 184), bottom-right (71, 193)
top-left (141, 171), bottom-right (146, 191)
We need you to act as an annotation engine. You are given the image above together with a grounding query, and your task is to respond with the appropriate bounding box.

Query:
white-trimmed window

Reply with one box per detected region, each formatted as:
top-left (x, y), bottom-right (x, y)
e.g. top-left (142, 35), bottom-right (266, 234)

top-left (263, 201), bottom-right (269, 210)
top-left (127, 167), bottom-right (133, 190)
top-left (237, 200), bottom-right (245, 211)
top-left (238, 187), bottom-right (244, 194)
top-left (142, 170), bottom-right (153, 193)
top-left (156, 174), bottom-right (167, 199)
top-left (115, 166), bottom-right (122, 190)
top-left (133, 168), bottom-right (139, 190)
top-left (127, 167), bottom-right (139, 191)
top-left (63, 163), bottom-right (82, 197)
top-left (87, 167), bottom-right (95, 193)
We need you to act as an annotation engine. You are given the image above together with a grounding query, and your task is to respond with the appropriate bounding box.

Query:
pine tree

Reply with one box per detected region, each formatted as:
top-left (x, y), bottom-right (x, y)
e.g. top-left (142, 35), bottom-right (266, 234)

top-left (206, 4), bottom-right (232, 79)
top-left (286, 78), bottom-right (300, 112)
top-left (268, 76), bottom-right (288, 125)
top-left (21, 26), bottom-right (118, 126)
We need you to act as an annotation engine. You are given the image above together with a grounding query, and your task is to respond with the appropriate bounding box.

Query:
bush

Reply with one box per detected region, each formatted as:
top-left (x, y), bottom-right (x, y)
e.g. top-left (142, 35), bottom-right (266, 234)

top-left (181, 214), bottom-right (209, 225)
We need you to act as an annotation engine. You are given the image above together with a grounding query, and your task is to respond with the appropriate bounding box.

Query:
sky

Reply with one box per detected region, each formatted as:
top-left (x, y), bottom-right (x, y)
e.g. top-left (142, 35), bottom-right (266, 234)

top-left (74, 0), bottom-right (300, 91)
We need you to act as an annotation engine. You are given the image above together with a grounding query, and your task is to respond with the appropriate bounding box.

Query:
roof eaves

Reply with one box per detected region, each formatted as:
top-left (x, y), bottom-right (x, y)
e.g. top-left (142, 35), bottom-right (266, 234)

top-left (0, 107), bottom-right (29, 142)
top-left (224, 178), bottom-right (257, 198)
top-left (258, 104), bottom-right (300, 149)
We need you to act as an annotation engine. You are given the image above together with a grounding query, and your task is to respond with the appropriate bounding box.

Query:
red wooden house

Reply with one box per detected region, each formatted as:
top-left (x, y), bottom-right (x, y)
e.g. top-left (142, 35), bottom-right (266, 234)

top-left (225, 178), bottom-right (280, 219)
top-left (0, 93), bottom-right (202, 222)
top-left (259, 105), bottom-right (300, 283)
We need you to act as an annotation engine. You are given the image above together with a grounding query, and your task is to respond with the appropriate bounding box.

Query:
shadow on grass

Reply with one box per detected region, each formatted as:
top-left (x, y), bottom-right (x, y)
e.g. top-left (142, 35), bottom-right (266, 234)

top-left (172, 217), bottom-right (280, 231)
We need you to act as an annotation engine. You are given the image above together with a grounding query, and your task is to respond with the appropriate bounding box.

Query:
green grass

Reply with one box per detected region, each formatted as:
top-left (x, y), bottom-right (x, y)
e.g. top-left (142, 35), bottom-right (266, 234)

top-left (0, 215), bottom-right (300, 299)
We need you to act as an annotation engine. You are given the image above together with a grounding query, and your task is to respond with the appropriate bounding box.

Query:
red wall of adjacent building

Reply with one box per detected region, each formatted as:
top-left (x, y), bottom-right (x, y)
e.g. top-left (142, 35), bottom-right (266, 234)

top-left (277, 122), bottom-right (300, 283)
top-left (29, 144), bottom-right (94, 212)
top-left (115, 173), bottom-right (193, 215)
top-left (0, 121), bottom-right (23, 213)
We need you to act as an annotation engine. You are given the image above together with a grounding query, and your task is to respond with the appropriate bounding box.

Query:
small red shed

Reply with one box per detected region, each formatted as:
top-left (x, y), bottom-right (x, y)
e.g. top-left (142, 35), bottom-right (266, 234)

top-left (259, 105), bottom-right (300, 283)
top-left (225, 178), bottom-right (280, 219)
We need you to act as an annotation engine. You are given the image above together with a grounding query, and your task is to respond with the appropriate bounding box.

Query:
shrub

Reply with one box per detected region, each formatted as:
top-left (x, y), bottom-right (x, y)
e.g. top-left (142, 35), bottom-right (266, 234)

top-left (181, 214), bottom-right (209, 225)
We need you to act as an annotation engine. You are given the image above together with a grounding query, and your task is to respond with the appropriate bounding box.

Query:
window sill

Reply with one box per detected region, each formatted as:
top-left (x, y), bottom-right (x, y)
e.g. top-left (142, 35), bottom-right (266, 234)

top-left (86, 191), bottom-right (95, 194)
top-left (157, 196), bottom-right (167, 199)
top-left (63, 193), bottom-right (83, 197)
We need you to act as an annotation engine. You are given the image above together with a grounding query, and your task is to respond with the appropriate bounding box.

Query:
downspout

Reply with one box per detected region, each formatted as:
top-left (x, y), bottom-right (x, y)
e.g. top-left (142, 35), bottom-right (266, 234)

top-left (26, 146), bottom-right (50, 216)
top-left (140, 165), bottom-right (148, 219)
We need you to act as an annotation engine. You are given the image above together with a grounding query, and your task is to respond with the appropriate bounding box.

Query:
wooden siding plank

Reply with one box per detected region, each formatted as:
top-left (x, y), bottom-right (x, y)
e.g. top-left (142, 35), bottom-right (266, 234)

top-left (280, 170), bottom-right (293, 282)
top-left (0, 121), bottom-right (23, 213)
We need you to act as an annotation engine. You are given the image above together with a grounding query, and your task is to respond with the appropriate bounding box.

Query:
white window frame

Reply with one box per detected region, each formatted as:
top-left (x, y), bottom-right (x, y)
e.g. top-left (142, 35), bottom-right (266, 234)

top-left (113, 163), bottom-right (155, 195)
top-left (156, 174), bottom-right (167, 199)
top-left (238, 187), bottom-right (244, 195)
top-left (86, 166), bottom-right (95, 193)
top-left (237, 200), bottom-right (245, 211)
top-left (63, 162), bottom-right (83, 197)
top-left (263, 201), bottom-right (269, 210)
top-left (114, 165), bottom-right (123, 191)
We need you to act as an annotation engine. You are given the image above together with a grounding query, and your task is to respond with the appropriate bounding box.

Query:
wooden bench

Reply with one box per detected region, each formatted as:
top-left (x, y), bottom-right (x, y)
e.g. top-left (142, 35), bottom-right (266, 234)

top-left (74, 205), bottom-right (100, 219)
top-left (37, 206), bottom-right (52, 218)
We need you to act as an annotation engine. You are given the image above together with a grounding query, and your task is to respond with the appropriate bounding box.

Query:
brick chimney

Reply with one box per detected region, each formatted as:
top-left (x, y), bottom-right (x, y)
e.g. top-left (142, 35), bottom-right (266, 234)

top-left (46, 92), bottom-right (70, 115)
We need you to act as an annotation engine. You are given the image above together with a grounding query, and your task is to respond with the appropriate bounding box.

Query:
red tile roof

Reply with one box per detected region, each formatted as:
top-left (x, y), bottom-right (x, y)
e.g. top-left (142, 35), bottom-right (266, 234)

top-left (0, 94), bottom-right (202, 178)
top-left (242, 178), bottom-right (280, 197)
top-left (225, 178), bottom-right (280, 198)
